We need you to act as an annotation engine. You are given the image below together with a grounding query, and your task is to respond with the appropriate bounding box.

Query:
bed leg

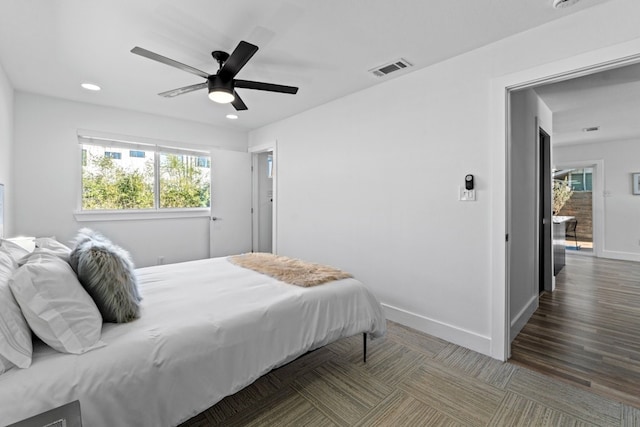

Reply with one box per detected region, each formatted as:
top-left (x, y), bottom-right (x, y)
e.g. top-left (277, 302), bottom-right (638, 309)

top-left (363, 333), bottom-right (367, 363)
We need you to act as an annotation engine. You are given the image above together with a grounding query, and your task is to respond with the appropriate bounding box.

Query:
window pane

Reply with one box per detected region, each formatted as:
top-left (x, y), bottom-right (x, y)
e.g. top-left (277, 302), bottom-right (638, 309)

top-left (104, 151), bottom-right (122, 160)
top-left (584, 172), bottom-right (592, 191)
top-left (196, 156), bottom-right (210, 168)
top-left (159, 153), bottom-right (211, 208)
top-left (569, 172), bottom-right (584, 191)
top-left (82, 144), bottom-right (155, 210)
top-left (566, 168), bottom-right (593, 192)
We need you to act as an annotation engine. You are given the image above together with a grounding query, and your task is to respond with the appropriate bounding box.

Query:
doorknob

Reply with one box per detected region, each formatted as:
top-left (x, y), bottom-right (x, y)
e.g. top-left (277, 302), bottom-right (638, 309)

top-left (211, 216), bottom-right (219, 221)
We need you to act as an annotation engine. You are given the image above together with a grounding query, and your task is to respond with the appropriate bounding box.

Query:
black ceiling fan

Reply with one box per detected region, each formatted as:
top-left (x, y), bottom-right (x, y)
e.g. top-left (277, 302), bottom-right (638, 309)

top-left (130, 40), bottom-right (298, 111)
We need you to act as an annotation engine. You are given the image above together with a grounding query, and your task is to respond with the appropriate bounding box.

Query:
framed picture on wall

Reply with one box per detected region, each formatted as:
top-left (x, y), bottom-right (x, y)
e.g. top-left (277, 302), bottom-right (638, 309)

top-left (633, 173), bottom-right (640, 195)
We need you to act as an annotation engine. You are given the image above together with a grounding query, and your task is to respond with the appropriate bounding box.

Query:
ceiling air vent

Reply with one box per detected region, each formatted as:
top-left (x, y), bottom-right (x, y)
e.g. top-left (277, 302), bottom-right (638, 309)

top-left (369, 58), bottom-right (413, 77)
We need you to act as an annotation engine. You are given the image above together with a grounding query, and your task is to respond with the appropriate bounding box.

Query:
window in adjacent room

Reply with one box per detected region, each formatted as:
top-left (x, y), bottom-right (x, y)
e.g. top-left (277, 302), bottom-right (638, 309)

top-left (79, 135), bottom-right (210, 211)
top-left (267, 154), bottom-right (273, 179)
top-left (567, 168), bottom-right (593, 192)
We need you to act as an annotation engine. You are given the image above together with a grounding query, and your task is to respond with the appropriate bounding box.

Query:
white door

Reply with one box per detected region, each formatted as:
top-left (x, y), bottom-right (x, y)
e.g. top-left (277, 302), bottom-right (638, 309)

top-left (209, 148), bottom-right (252, 257)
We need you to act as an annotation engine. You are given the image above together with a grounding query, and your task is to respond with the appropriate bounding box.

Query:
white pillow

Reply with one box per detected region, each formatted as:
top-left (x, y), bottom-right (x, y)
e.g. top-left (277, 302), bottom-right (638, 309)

top-left (0, 239), bottom-right (31, 263)
top-left (3, 236), bottom-right (36, 252)
top-left (34, 237), bottom-right (72, 262)
top-left (0, 249), bottom-right (32, 373)
top-left (9, 251), bottom-right (104, 354)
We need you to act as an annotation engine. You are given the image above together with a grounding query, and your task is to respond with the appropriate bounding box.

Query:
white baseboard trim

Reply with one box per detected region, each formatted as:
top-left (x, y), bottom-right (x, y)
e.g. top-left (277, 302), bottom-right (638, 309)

top-left (509, 295), bottom-right (538, 343)
top-left (601, 250), bottom-right (640, 263)
top-left (381, 303), bottom-right (491, 356)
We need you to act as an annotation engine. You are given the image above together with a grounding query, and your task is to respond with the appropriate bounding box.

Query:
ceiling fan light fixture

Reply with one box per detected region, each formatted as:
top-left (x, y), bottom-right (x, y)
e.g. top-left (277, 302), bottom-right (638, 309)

top-left (132, 41), bottom-right (298, 111)
top-left (207, 77), bottom-right (235, 104)
top-left (208, 89), bottom-right (235, 104)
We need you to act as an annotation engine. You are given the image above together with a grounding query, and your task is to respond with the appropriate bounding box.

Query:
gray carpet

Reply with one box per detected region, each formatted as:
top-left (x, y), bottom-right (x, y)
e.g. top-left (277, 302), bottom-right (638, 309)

top-left (181, 321), bottom-right (640, 426)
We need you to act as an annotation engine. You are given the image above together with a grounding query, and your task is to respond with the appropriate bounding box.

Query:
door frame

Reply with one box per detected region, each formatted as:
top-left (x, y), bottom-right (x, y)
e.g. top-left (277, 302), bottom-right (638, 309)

top-left (537, 125), bottom-right (552, 294)
top-left (490, 40), bottom-right (640, 361)
top-left (249, 141), bottom-right (278, 254)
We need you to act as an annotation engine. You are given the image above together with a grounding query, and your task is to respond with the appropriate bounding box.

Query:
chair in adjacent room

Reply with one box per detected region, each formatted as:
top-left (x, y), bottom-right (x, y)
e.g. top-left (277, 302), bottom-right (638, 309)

top-left (565, 218), bottom-right (579, 250)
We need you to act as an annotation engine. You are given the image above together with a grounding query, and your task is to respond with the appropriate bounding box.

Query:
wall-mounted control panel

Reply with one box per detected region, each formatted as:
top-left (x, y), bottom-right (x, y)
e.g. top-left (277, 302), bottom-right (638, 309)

top-left (459, 174), bottom-right (476, 201)
top-left (465, 174), bottom-right (474, 190)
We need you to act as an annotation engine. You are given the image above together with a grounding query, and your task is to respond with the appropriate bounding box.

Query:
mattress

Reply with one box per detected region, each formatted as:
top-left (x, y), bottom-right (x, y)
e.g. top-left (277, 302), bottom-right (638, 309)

top-left (0, 256), bottom-right (386, 426)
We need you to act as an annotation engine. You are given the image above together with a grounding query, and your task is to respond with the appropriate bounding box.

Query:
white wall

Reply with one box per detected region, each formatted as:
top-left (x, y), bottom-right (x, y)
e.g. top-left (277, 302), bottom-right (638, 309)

top-left (13, 92), bottom-right (248, 267)
top-left (554, 138), bottom-right (640, 262)
top-left (251, 48), bottom-right (496, 353)
top-left (0, 62), bottom-right (13, 237)
top-left (250, 0), bottom-right (640, 356)
top-left (508, 89), bottom-right (552, 341)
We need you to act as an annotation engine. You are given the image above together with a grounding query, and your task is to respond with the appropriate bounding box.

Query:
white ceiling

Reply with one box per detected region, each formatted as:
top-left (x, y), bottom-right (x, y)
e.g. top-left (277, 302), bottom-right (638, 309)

top-left (0, 0), bottom-right (613, 131)
top-left (535, 62), bottom-right (640, 146)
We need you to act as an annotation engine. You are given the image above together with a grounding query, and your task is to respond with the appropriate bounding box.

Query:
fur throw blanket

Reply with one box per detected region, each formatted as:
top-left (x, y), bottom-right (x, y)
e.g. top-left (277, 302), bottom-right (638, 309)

top-left (228, 253), bottom-right (352, 287)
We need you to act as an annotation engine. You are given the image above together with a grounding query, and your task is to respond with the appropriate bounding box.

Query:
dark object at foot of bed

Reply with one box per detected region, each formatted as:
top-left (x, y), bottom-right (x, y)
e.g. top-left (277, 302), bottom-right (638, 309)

top-left (363, 333), bottom-right (367, 363)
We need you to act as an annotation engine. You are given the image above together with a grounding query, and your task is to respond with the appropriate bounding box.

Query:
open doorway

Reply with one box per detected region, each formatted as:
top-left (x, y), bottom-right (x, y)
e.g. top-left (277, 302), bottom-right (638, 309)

top-left (506, 53), bottom-right (640, 404)
top-left (251, 149), bottom-right (276, 253)
top-left (506, 56), bottom-right (640, 347)
top-left (553, 163), bottom-right (596, 254)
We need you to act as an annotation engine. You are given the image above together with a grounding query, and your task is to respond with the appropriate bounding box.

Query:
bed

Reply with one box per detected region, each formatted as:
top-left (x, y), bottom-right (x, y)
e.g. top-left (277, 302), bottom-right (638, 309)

top-left (0, 254), bottom-right (386, 427)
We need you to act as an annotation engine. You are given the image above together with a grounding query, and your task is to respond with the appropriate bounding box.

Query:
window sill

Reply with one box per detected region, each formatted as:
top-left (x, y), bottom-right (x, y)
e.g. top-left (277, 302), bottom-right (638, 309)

top-left (74, 208), bottom-right (211, 222)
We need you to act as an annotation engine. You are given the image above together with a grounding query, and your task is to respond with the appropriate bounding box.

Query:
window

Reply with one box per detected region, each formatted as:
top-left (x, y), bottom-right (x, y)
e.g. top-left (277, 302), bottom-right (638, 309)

top-left (568, 168), bottom-right (593, 192)
top-left (79, 135), bottom-right (210, 211)
top-left (158, 152), bottom-right (211, 209)
top-left (553, 168), bottom-right (593, 192)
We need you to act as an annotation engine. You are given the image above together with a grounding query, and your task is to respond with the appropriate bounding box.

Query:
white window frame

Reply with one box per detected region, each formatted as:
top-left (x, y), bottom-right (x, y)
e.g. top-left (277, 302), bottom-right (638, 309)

top-left (74, 131), bottom-right (211, 222)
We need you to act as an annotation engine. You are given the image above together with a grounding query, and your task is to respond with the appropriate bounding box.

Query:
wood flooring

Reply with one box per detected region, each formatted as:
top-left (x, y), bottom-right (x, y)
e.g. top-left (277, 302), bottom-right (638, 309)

top-left (180, 317), bottom-right (639, 426)
top-left (511, 253), bottom-right (640, 409)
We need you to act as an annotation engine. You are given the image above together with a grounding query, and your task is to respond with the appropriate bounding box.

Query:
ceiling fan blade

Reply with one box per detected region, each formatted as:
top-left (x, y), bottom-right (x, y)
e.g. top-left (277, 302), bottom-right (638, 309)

top-left (131, 46), bottom-right (209, 79)
top-left (158, 82), bottom-right (207, 98)
top-left (235, 79), bottom-right (298, 94)
top-left (218, 41), bottom-right (258, 80)
top-left (231, 91), bottom-right (248, 111)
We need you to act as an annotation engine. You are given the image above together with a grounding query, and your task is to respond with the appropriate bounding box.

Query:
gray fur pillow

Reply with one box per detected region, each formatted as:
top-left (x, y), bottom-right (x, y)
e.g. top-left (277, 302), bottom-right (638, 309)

top-left (70, 230), bottom-right (141, 323)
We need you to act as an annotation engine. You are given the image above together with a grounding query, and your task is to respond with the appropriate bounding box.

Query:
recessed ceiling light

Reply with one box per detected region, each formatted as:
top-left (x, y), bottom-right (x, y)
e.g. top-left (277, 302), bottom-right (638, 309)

top-left (226, 114), bottom-right (238, 120)
top-left (553, 0), bottom-right (580, 9)
top-left (81, 83), bottom-right (101, 91)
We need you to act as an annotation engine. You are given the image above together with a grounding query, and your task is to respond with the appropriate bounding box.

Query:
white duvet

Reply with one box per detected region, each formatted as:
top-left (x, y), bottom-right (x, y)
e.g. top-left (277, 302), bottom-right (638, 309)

top-left (0, 256), bottom-right (386, 427)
